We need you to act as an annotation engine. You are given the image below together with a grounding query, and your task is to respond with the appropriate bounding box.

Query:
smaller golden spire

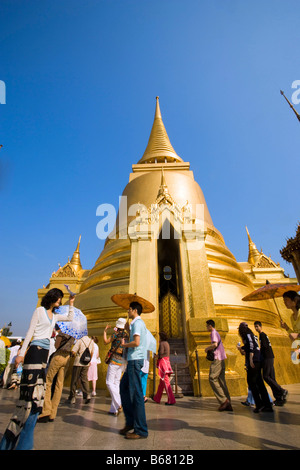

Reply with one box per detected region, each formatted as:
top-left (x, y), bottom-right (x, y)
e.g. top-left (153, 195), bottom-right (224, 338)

top-left (246, 227), bottom-right (261, 266)
top-left (70, 235), bottom-right (82, 272)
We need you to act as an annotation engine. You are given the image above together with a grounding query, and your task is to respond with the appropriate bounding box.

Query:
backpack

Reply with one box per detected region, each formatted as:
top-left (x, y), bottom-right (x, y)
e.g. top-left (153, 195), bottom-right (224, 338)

top-left (79, 339), bottom-right (93, 365)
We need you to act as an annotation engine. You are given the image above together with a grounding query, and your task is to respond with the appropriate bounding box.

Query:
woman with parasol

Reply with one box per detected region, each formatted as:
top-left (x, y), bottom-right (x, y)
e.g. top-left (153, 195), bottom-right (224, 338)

top-left (243, 283), bottom-right (300, 342)
top-left (281, 291), bottom-right (300, 341)
top-left (37, 292), bottom-right (88, 420)
top-left (0, 288), bottom-right (74, 450)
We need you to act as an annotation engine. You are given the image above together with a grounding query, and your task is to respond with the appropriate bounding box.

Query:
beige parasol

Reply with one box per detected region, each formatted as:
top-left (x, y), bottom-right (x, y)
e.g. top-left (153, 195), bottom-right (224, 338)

top-left (242, 282), bottom-right (300, 321)
top-left (111, 293), bottom-right (155, 313)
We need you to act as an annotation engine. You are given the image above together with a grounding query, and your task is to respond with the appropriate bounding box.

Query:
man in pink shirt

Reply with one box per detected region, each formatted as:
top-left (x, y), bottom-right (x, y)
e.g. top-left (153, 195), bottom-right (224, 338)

top-left (205, 319), bottom-right (232, 411)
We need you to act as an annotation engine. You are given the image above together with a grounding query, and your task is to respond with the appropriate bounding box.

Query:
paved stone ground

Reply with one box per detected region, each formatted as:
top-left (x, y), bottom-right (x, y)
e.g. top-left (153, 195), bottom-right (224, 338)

top-left (1, 384), bottom-right (300, 452)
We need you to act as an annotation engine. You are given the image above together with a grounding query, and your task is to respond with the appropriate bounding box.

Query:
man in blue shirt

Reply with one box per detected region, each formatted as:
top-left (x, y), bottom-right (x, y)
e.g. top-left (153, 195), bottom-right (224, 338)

top-left (119, 301), bottom-right (148, 439)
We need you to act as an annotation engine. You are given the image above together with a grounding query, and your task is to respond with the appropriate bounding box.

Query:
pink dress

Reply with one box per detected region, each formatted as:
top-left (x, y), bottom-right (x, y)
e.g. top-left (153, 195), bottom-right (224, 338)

top-left (153, 356), bottom-right (176, 405)
top-left (157, 356), bottom-right (173, 380)
top-left (88, 343), bottom-right (99, 381)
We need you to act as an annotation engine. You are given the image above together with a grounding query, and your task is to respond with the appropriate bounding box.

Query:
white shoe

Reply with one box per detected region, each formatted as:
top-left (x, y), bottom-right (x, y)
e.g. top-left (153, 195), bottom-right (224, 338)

top-left (92, 391), bottom-right (96, 396)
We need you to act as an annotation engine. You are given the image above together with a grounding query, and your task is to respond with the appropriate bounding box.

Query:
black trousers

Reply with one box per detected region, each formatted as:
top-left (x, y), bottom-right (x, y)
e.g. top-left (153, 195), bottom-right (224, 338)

top-left (262, 358), bottom-right (284, 400)
top-left (247, 361), bottom-right (272, 409)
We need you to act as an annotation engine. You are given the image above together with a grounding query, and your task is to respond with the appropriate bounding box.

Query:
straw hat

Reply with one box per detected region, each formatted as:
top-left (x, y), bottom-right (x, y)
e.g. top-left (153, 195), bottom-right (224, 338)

top-left (111, 293), bottom-right (155, 313)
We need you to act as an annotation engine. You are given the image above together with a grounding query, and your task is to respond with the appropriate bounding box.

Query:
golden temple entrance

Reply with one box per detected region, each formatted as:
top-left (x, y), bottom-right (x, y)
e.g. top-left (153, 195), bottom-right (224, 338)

top-left (157, 228), bottom-right (193, 394)
top-left (159, 291), bottom-right (183, 338)
top-left (158, 223), bottom-right (184, 339)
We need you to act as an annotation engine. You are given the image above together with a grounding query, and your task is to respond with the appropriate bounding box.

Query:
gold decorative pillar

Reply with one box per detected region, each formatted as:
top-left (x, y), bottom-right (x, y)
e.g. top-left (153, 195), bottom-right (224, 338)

top-left (180, 225), bottom-right (219, 396)
top-left (128, 219), bottom-right (158, 328)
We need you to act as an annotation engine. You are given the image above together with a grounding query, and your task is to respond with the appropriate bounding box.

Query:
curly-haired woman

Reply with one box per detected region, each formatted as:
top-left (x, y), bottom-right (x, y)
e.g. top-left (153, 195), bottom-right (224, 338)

top-left (0, 288), bottom-right (74, 450)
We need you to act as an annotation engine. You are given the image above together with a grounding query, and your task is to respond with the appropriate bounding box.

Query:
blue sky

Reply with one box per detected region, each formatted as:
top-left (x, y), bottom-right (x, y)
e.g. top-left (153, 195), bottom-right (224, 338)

top-left (0, 0), bottom-right (299, 337)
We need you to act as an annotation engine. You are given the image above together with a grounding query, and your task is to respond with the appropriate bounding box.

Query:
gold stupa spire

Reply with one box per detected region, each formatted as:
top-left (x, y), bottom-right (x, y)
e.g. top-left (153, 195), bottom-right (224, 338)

top-left (69, 235), bottom-right (82, 272)
top-left (138, 97), bottom-right (183, 164)
top-left (246, 227), bottom-right (261, 266)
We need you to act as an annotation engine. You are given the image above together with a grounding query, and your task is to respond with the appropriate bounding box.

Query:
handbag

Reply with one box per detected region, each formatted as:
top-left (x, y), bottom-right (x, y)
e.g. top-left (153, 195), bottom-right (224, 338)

top-left (206, 340), bottom-right (221, 361)
top-left (105, 349), bottom-right (114, 364)
top-left (105, 343), bottom-right (120, 364)
top-left (105, 331), bottom-right (127, 365)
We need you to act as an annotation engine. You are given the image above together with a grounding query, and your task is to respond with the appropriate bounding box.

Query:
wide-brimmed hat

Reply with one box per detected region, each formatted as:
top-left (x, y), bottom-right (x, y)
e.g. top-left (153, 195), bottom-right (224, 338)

top-left (116, 318), bottom-right (127, 329)
top-left (111, 293), bottom-right (155, 313)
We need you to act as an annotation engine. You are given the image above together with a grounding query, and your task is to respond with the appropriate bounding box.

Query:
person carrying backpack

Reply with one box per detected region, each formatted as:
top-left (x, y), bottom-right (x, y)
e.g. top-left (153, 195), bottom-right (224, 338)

top-left (67, 335), bottom-right (94, 405)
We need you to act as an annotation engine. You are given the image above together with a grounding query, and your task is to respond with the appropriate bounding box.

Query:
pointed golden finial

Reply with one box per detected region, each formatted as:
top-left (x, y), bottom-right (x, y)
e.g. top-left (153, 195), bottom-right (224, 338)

top-left (280, 90), bottom-right (300, 123)
top-left (160, 166), bottom-right (166, 186)
top-left (70, 235), bottom-right (82, 271)
top-left (155, 96), bottom-right (162, 119)
top-left (246, 227), bottom-right (261, 266)
top-left (138, 97), bottom-right (183, 164)
top-left (157, 167), bottom-right (170, 198)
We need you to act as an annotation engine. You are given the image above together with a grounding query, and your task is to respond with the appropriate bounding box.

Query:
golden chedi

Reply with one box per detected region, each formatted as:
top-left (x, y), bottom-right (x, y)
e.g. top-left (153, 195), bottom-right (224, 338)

top-left (37, 236), bottom-right (89, 307)
top-left (50, 98), bottom-right (300, 396)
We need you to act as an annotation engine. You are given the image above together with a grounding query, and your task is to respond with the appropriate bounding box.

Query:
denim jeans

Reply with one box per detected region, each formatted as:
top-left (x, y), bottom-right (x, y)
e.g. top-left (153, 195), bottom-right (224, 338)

top-left (0, 411), bottom-right (39, 450)
top-left (120, 359), bottom-right (148, 437)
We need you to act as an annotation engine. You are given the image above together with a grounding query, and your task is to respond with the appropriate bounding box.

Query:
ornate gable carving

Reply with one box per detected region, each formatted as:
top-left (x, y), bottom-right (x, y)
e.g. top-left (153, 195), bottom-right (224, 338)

top-left (52, 262), bottom-right (77, 278)
top-left (255, 255), bottom-right (277, 269)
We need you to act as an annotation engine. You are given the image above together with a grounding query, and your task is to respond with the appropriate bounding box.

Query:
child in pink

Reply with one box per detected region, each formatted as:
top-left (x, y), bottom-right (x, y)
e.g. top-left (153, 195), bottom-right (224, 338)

top-left (152, 332), bottom-right (176, 406)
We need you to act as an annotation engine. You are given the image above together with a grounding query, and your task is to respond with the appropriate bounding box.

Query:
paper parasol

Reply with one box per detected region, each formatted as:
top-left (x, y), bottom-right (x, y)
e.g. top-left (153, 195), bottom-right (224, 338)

top-left (242, 282), bottom-right (300, 321)
top-left (242, 283), bottom-right (300, 302)
top-left (111, 293), bottom-right (155, 313)
top-left (56, 305), bottom-right (88, 340)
